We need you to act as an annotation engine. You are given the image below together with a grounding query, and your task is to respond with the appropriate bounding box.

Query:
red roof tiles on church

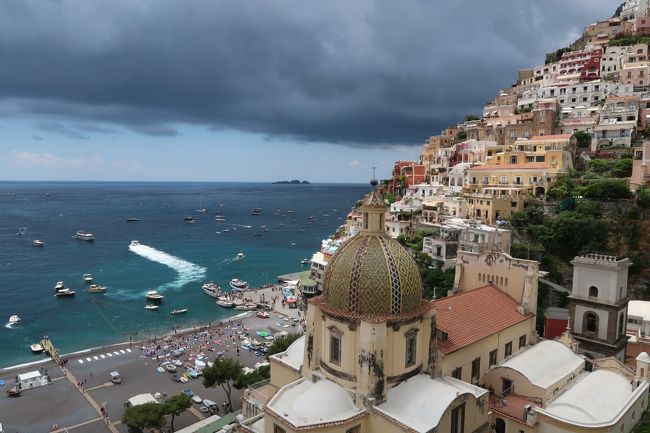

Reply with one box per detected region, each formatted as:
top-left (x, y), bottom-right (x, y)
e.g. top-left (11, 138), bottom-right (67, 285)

top-left (433, 285), bottom-right (533, 354)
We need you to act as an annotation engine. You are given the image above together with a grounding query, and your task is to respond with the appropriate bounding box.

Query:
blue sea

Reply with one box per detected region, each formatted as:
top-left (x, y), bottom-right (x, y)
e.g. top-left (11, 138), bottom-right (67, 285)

top-left (0, 182), bottom-right (368, 368)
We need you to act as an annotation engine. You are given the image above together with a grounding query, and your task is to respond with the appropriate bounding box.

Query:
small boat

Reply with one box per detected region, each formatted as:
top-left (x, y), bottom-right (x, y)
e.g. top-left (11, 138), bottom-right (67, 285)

top-left (235, 252), bottom-right (245, 260)
top-left (166, 363), bottom-right (177, 372)
top-left (8, 315), bottom-right (20, 325)
top-left (230, 279), bottom-right (249, 292)
top-left (130, 240), bottom-right (140, 247)
top-left (184, 216), bottom-right (195, 224)
top-left (202, 282), bottom-right (221, 298)
top-left (75, 230), bottom-right (95, 241)
top-left (235, 304), bottom-right (258, 311)
top-left (196, 208), bottom-right (206, 213)
top-left (146, 290), bottom-right (164, 302)
top-left (55, 288), bottom-right (76, 297)
top-left (54, 281), bottom-right (64, 291)
top-left (83, 274), bottom-right (93, 283)
top-left (31, 343), bottom-right (44, 353)
top-left (171, 309), bottom-right (188, 315)
top-left (126, 217), bottom-right (141, 222)
top-left (32, 240), bottom-right (45, 247)
top-left (86, 284), bottom-right (107, 293)
top-left (300, 258), bottom-right (310, 265)
top-left (145, 304), bottom-right (159, 311)
top-left (216, 297), bottom-right (235, 308)
top-left (6, 385), bottom-right (22, 397)
top-left (215, 215), bottom-right (226, 221)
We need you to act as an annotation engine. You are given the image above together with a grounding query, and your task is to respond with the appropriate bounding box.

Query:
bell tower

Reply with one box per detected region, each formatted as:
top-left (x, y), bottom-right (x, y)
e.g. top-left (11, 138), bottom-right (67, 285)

top-left (568, 254), bottom-right (630, 362)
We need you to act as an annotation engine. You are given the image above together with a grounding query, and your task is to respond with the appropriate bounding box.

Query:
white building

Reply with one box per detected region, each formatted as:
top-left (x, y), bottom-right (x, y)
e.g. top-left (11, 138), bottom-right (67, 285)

top-left (422, 218), bottom-right (512, 269)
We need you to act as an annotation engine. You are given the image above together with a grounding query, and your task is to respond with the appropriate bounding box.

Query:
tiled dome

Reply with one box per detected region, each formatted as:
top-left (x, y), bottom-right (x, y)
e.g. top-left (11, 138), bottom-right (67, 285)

top-left (322, 231), bottom-right (423, 318)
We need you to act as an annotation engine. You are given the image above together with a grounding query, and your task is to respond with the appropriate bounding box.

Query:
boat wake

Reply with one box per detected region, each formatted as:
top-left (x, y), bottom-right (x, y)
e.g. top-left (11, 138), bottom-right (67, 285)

top-left (4, 322), bottom-right (16, 329)
top-left (129, 243), bottom-right (206, 292)
top-left (231, 224), bottom-right (253, 229)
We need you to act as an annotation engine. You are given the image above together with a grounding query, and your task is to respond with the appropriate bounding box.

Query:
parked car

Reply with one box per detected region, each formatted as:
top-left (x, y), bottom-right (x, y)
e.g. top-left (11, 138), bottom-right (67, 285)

top-left (202, 399), bottom-right (218, 413)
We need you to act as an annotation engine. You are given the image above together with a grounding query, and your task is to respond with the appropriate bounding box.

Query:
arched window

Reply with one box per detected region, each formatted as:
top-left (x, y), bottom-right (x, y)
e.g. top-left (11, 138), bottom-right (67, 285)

top-left (589, 286), bottom-right (598, 298)
top-left (585, 312), bottom-right (598, 334)
top-left (619, 314), bottom-right (625, 337)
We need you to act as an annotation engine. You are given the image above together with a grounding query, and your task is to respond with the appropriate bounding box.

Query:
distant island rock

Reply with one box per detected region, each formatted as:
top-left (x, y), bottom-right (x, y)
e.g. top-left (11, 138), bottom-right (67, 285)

top-left (272, 180), bottom-right (310, 184)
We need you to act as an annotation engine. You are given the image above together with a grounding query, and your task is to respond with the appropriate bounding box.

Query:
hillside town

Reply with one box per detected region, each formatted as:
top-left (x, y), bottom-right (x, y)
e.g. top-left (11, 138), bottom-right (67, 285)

top-left (9, 2), bottom-right (650, 433)
top-left (233, 2), bottom-right (650, 433)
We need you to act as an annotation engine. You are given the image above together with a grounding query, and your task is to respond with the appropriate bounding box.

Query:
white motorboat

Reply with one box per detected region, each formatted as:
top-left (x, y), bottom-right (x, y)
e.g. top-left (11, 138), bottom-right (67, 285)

top-left (196, 208), bottom-right (206, 213)
top-left (216, 297), bottom-right (235, 308)
top-left (170, 309), bottom-right (188, 315)
top-left (229, 279), bottom-right (249, 292)
top-left (126, 217), bottom-right (141, 222)
top-left (130, 240), bottom-right (140, 247)
top-left (31, 343), bottom-right (44, 353)
top-left (234, 304), bottom-right (258, 311)
top-left (215, 215), bottom-right (226, 221)
top-left (75, 230), bottom-right (95, 241)
top-left (86, 284), bottom-right (107, 293)
top-left (54, 281), bottom-right (64, 291)
top-left (202, 282), bottom-right (221, 298)
top-left (146, 290), bottom-right (164, 302)
top-left (32, 240), bottom-right (45, 247)
top-left (55, 288), bottom-right (76, 297)
top-left (83, 274), bottom-right (93, 283)
top-left (8, 315), bottom-right (20, 325)
top-left (184, 216), bottom-right (196, 224)
top-left (300, 258), bottom-right (310, 265)
top-left (145, 304), bottom-right (159, 311)
top-left (235, 252), bottom-right (245, 260)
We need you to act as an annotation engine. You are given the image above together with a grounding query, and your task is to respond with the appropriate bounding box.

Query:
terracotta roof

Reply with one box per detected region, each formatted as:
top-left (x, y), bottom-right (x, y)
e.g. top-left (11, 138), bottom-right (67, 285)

top-left (469, 163), bottom-right (546, 171)
top-left (433, 285), bottom-right (533, 354)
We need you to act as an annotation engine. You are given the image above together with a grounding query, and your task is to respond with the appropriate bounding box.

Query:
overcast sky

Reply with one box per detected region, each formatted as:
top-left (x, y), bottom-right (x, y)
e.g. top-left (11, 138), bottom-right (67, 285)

top-left (0, 0), bottom-right (616, 182)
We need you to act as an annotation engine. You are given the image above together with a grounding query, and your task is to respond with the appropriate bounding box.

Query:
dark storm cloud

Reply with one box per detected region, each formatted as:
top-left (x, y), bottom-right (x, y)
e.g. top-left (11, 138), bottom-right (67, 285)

top-left (0, 0), bottom-right (615, 145)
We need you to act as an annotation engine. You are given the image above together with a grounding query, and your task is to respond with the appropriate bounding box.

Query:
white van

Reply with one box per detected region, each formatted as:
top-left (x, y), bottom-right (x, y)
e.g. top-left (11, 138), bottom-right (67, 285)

top-left (202, 399), bottom-right (218, 413)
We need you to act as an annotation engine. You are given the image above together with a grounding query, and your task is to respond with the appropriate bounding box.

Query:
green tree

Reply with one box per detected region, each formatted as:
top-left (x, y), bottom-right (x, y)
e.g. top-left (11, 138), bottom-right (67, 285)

top-left (452, 130), bottom-right (467, 144)
top-left (163, 394), bottom-right (193, 432)
top-left (384, 192), bottom-right (397, 204)
top-left (202, 357), bottom-right (244, 412)
top-left (420, 267), bottom-right (455, 299)
top-left (573, 130), bottom-right (591, 148)
top-left (234, 365), bottom-right (271, 390)
top-left (588, 158), bottom-right (610, 174)
top-left (637, 187), bottom-right (650, 217)
top-left (464, 114), bottom-right (480, 121)
top-left (122, 402), bottom-right (166, 433)
top-left (574, 200), bottom-right (602, 219)
top-left (611, 158), bottom-right (632, 178)
top-left (582, 179), bottom-right (632, 199)
top-left (267, 333), bottom-right (302, 357)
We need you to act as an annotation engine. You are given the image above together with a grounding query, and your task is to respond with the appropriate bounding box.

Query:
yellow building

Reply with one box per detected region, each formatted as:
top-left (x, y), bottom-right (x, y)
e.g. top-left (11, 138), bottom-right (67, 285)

top-left (464, 134), bottom-right (574, 223)
top-left (236, 189), bottom-right (648, 433)
top-left (239, 187), bottom-right (490, 433)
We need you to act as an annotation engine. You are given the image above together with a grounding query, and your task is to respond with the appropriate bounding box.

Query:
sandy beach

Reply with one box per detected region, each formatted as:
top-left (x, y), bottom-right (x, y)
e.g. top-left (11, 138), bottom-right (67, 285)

top-left (0, 284), bottom-right (305, 433)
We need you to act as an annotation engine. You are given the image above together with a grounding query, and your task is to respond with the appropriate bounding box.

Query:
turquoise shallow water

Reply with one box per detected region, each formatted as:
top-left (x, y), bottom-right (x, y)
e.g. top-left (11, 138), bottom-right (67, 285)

top-left (0, 181), bottom-right (368, 368)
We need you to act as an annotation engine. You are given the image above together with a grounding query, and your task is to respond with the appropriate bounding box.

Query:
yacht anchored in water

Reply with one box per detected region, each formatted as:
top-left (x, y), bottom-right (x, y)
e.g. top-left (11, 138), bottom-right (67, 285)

top-left (83, 274), bottom-right (93, 283)
top-left (202, 282), bottom-right (221, 298)
top-left (145, 290), bottom-right (164, 302)
top-left (55, 288), bottom-right (76, 297)
top-left (229, 278), bottom-right (249, 292)
top-left (32, 240), bottom-right (45, 247)
top-left (86, 284), bottom-right (107, 293)
top-left (75, 230), bottom-right (95, 241)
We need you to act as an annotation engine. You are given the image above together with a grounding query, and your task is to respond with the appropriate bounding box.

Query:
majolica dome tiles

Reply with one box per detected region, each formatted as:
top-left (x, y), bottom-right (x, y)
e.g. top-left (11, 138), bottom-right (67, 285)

top-left (322, 234), bottom-right (423, 318)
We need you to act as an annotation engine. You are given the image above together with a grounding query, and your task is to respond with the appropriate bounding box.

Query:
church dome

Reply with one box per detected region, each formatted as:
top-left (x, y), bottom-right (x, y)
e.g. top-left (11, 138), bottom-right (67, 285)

top-left (319, 189), bottom-right (424, 320)
top-left (322, 235), bottom-right (423, 318)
